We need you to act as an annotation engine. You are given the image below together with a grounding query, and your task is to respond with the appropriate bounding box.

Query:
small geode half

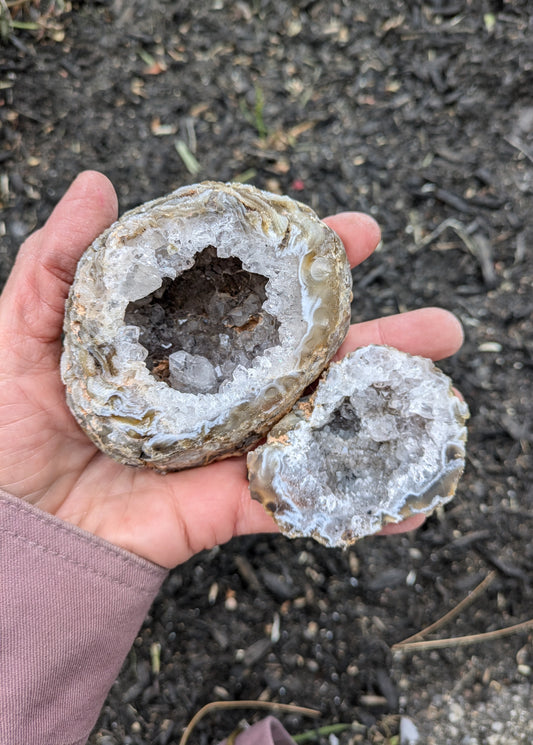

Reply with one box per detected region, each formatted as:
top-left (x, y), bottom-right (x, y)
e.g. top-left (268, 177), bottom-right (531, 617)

top-left (61, 181), bottom-right (352, 470)
top-left (247, 345), bottom-right (470, 547)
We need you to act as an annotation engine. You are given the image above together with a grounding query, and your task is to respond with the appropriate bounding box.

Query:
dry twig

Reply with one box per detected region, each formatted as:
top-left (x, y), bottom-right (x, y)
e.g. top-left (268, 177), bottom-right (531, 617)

top-left (179, 700), bottom-right (321, 745)
top-left (396, 570), bottom-right (497, 646)
top-left (391, 569), bottom-right (533, 654)
top-left (392, 618), bottom-right (533, 653)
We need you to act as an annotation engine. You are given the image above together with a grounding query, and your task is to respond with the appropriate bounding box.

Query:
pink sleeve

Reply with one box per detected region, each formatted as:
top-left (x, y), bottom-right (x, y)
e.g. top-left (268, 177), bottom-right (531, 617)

top-left (0, 490), bottom-right (168, 745)
top-left (222, 717), bottom-right (296, 745)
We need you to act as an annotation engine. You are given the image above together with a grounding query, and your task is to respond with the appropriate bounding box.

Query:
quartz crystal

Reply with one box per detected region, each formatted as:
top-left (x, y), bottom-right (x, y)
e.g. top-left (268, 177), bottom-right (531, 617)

top-left (247, 345), bottom-right (470, 547)
top-left (61, 181), bottom-right (352, 470)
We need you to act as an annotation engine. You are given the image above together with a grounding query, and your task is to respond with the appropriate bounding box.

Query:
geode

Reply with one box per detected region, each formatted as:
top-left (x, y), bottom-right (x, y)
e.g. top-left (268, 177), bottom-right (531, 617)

top-left (61, 181), bottom-right (352, 470)
top-left (247, 345), bottom-right (470, 547)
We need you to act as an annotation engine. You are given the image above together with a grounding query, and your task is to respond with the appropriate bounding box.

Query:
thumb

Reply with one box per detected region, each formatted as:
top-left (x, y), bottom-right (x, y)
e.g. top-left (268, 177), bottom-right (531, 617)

top-left (0, 171), bottom-right (118, 369)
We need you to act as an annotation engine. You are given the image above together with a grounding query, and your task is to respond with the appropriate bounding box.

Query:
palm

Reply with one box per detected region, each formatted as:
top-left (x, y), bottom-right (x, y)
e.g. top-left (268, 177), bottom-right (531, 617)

top-left (0, 360), bottom-right (263, 566)
top-left (0, 172), bottom-right (464, 568)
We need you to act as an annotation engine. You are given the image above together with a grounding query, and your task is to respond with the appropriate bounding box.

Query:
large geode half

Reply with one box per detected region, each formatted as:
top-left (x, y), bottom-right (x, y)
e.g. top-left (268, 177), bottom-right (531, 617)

top-left (247, 345), bottom-right (470, 547)
top-left (61, 181), bottom-right (352, 470)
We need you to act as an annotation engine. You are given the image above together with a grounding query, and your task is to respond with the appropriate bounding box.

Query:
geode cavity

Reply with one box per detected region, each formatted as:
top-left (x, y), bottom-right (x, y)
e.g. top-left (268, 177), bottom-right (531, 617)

top-left (247, 345), bottom-right (470, 547)
top-left (61, 181), bottom-right (352, 470)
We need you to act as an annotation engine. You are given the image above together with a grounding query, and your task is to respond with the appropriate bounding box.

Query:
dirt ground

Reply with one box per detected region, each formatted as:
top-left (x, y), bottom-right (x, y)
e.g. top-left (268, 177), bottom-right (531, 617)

top-left (1, 1), bottom-right (532, 743)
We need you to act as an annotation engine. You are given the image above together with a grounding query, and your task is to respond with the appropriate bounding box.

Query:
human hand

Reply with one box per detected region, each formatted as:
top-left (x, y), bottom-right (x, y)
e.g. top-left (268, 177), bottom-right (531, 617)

top-left (0, 172), bottom-right (464, 568)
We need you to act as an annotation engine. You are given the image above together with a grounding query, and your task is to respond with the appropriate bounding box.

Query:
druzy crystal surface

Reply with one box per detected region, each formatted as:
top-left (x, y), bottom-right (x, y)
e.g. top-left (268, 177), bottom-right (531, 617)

top-left (61, 181), bottom-right (352, 470)
top-left (247, 345), bottom-right (470, 547)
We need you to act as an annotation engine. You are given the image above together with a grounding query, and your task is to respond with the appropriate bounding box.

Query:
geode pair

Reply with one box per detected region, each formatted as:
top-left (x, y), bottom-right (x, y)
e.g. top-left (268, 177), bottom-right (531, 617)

top-left (61, 181), bottom-right (469, 547)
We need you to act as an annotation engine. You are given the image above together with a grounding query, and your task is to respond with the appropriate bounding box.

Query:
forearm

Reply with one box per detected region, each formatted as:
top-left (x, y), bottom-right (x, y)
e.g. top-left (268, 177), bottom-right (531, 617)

top-left (0, 490), bottom-right (167, 745)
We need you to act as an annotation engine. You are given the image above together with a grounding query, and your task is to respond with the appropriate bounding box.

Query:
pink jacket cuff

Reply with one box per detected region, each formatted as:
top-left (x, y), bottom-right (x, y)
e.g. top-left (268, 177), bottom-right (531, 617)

top-left (0, 489), bottom-right (168, 745)
top-left (220, 716), bottom-right (295, 745)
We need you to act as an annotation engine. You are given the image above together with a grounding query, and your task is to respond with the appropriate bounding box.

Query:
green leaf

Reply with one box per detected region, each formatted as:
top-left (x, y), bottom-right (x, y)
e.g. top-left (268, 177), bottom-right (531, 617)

top-left (484, 13), bottom-right (496, 32)
top-left (174, 140), bottom-right (201, 175)
top-left (138, 48), bottom-right (156, 66)
top-left (254, 84), bottom-right (267, 139)
top-left (10, 20), bottom-right (40, 30)
top-left (292, 722), bottom-right (365, 743)
top-left (233, 168), bottom-right (257, 183)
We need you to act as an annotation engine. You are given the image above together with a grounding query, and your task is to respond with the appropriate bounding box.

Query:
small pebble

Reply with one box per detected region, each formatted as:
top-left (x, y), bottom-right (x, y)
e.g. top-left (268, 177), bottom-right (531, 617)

top-left (225, 595), bottom-right (238, 611)
top-left (478, 342), bottom-right (502, 353)
top-left (448, 701), bottom-right (465, 723)
top-left (400, 716), bottom-right (420, 744)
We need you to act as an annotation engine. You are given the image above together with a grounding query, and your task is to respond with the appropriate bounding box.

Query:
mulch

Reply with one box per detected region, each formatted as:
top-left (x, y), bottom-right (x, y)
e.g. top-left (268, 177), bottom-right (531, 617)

top-left (1, 2), bottom-right (532, 742)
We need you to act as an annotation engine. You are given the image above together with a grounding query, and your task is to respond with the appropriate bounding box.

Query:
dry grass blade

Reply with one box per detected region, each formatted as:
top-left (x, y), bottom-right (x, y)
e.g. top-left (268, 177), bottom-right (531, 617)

top-left (392, 618), bottom-right (533, 653)
top-left (179, 700), bottom-right (321, 745)
top-left (395, 570), bottom-right (497, 646)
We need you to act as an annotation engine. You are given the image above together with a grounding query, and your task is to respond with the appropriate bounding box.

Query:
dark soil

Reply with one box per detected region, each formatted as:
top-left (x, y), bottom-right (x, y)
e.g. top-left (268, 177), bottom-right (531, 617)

top-left (1, 2), bottom-right (532, 743)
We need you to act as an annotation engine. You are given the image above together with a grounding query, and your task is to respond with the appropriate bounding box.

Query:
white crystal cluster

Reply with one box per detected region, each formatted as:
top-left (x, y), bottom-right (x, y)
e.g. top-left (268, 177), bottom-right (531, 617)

top-left (123, 245), bottom-right (280, 394)
top-left (169, 351), bottom-right (217, 393)
top-left (61, 181), bottom-right (352, 470)
top-left (247, 345), bottom-right (469, 547)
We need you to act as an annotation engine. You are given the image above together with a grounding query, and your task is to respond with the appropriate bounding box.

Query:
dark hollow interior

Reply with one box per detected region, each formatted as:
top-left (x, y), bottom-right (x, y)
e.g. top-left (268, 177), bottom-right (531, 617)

top-left (124, 245), bottom-right (280, 384)
top-left (326, 397), bottom-right (362, 440)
